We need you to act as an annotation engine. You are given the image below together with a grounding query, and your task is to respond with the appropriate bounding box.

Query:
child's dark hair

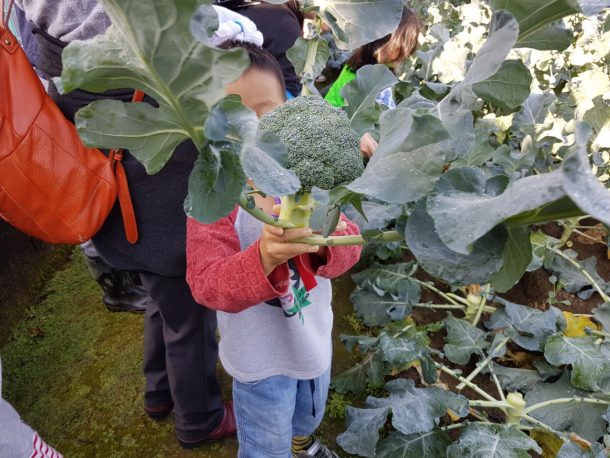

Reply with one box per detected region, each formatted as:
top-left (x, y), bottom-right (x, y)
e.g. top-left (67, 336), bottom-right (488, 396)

top-left (346, 8), bottom-right (425, 71)
top-left (219, 40), bottom-right (286, 94)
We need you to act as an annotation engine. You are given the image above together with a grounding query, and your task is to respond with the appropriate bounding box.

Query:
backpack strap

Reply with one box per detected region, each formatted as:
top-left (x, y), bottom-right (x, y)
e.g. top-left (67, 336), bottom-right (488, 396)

top-left (1, 0), bottom-right (15, 28)
top-left (108, 90), bottom-right (145, 244)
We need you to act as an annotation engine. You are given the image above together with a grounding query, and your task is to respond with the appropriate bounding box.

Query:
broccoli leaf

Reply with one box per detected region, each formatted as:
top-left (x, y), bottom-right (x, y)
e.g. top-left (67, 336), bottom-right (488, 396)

top-left (446, 424), bottom-right (542, 458)
top-left (376, 430), bottom-right (451, 458)
top-left (556, 442), bottom-right (608, 458)
top-left (490, 226), bottom-right (533, 293)
top-left (286, 36), bottom-right (330, 87)
top-left (341, 64), bottom-right (398, 135)
top-left (60, 0), bottom-right (249, 174)
top-left (336, 405), bottom-right (391, 457)
top-left (347, 109), bottom-right (450, 205)
top-left (378, 332), bottom-right (431, 366)
top-left (351, 289), bottom-right (414, 326)
top-left (561, 123), bottom-right (610, 227)
top-left (525, 373), bottom-right (610, 442)
top-left (485, 299), bottom-right (564, 351)
top-left (309, 0), bottom-right (404, 50)
top-left (490, 363), bottom-right (544, 392)
top-left (444, 316), bottom-right (490, 365)
top-left (405, 203), bottom-right (507, 286)
top-left (544, 334), bottom-right (610, 392)
top-left (594, 303), bottom-right (610, 331)
top-left (426, 167), bottom-right (566, 255)
top-left (472, 60), bottom-right (533, 112)
top-left (366, 379), bottom-right (469, 436)
top-left (332, 352), bottom-right (384, 395)
top-left (351, 262), bottom-right (421, 302)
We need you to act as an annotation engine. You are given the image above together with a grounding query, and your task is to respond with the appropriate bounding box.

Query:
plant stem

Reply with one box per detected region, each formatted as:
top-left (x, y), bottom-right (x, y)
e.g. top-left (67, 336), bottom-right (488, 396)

top-left (547, 246), bottom-right (610, 302)
top-left (446, 293), bottom-right (471, 306)
top-left (586, 329), bottom-right (610, 339)
top-left (522, 414), bottom-right (562, 435)
top-left (488, 365), bottom-right (506, 402)
top-left (414, 281), bottom-right (462, 307)
top-left (435, 363), bottom-right (497, 402)
top-left (237, 194), bottom-right (403, 246)
top-left (523, 397), bottom-right (610, 415)
top-left (456, 336), bottom-right (511, 391)
top-left (469, 400), bottom-right (508, 409)
top-left (412, 303), bottom-right (465, 310)
top-left (471, 294), bottom-right (487, 326)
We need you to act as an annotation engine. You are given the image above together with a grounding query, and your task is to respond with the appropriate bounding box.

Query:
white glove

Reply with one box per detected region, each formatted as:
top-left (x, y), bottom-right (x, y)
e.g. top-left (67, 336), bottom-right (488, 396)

top-left (210, 5), bottom-right (264, 47)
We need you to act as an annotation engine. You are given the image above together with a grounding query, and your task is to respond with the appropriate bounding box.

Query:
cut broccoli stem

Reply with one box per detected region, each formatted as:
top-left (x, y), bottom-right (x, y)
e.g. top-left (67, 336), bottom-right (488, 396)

top-left (237, 194), bottom-right (403, 246)
top-left (279, 193), bottom-right (316, 228)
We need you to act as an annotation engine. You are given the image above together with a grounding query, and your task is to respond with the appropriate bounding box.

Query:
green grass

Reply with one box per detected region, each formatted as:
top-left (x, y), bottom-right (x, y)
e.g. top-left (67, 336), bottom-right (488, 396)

top-left (1, 250), bottom-right (356, 457)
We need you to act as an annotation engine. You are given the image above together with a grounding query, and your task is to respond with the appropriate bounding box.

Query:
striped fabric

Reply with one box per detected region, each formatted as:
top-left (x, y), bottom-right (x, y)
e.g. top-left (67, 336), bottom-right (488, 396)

top-left (29, 433), bottom-right (62, 458)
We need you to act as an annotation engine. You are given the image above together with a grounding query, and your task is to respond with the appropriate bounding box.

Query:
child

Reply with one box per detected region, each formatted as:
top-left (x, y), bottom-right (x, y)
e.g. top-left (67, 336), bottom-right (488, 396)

top-left (186, 42), bottom-right (362, 458)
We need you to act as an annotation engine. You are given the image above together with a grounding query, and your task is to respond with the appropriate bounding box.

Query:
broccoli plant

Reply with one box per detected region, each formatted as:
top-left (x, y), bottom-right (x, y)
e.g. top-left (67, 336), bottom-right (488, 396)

top-left (258, 96), bottom-right (364, 228)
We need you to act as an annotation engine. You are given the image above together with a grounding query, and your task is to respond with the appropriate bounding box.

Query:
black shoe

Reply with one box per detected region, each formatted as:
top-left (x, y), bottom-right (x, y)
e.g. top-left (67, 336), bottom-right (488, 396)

top-left (82, 252), bottom-right (153, 313)
top-left (145, 402), bottom-right (174, 421)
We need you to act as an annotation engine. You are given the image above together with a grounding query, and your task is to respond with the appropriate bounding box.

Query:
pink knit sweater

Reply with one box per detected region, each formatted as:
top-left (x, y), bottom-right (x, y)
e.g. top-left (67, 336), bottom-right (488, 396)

top-left (186, 207), bottom-right (362, 313)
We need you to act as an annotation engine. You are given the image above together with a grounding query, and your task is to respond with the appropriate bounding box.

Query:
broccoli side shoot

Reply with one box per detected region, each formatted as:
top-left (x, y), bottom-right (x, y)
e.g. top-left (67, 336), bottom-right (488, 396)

top-left (259, 96), bottom-right (364, 227)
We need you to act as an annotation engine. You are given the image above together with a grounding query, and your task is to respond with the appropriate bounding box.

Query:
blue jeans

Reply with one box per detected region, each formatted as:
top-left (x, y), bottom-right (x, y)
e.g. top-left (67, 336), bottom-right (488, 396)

top-left (233, 369), bottom-right (331, 458)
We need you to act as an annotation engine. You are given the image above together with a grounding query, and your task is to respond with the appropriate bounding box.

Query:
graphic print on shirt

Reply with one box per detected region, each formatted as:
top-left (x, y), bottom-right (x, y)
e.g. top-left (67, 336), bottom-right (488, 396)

top-left (265, 260), bottom-right (311, 323)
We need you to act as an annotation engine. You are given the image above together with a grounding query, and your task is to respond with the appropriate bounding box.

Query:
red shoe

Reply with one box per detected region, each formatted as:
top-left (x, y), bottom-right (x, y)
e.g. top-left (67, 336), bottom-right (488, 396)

top-left (177, 400), bottom-right (236, 448)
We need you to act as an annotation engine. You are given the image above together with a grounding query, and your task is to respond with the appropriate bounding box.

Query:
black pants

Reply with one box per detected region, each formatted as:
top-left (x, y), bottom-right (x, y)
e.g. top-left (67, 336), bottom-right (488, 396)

top-left (140, 273), bottom-right (223, 435)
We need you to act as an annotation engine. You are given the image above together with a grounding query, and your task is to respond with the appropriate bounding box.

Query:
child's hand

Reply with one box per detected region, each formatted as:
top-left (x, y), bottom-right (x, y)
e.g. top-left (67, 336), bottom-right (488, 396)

top-left (260, 225), bottom-right (319, 275)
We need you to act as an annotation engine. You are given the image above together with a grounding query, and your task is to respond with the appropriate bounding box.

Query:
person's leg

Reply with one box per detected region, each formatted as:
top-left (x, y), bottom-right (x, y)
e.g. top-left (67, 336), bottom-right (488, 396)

top-left (233, 376), bottom-right (297, 458)
top-left (143, 298), bottom-right (173, 418)
top-left (139, 273), bottom-right (223, 437)
top-left (80, 240), bottom-right (150, 313)
top-left (291, 369), bottom-right (337, 457)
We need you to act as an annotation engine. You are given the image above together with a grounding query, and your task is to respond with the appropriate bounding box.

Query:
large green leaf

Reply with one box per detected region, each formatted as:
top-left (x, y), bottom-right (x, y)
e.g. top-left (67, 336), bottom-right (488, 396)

top-left (336, 406), bottom-right (391, 457)
top-left (306, 0), bottom-right (404, 50)
top-left (341, 64), bottom-right (398, 135)
top-left (472, 60), bottom-right (533, 111)
top-left (427, 167), bottom-right (566, 254)
top-left (444, 316), bottom-right (490, 365)
top-left (185, 143), bottom-right (245, 223)
top-left (376, 430), bottom-right (451, 458)
top-left (489, 0), bottom-right (580, 47)
top-left (332, 352), bottom-right (384, 395)
top-left (544, 334), bottom-right (610, 391)
top-left (351, 289), bottom-right (414, 326)
top-left (546, 250), bottom-right (608, 299)
top-left (516, 23), bottom-right (574, 51)
top-left (203, 95), bottom-right (300, 197)
top-left (405, 203), bottom-right (507, 286)
top-left (490, 226), bottom-right (533, 293)
top-left (367, 379), bottom-right (469, 436)
top-left (286, 36), bottom-right (330, 88)
top-left (525, 373), bottom-right (610, 442)
top-left (347, 109), bottom-right (450, 204)
top-left (379, 332), bottom-right (430, 366)
top-left (61, 0), bottom-right (249, 174)
top-left (490, 362), bottom-right (544, 392)
top-left (561, 123), bottom-right (610, 227)
top-left (486, 299), bottom-right (564, 351)
top-left (437, 11), bottom-right (520, 158)
top-left (351, 262), bottom-right (421, 302)
top-left (557, 442), bottom-right (607, 458)
top-left (446, 424), bottom-right (542, 458)
top-left (593, 303), bottom-right (610, 332)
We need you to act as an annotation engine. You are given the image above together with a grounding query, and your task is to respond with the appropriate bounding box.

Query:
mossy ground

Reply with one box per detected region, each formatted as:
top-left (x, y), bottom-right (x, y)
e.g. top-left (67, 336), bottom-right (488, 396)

top-left (1, 249), bottom-right (356, 457)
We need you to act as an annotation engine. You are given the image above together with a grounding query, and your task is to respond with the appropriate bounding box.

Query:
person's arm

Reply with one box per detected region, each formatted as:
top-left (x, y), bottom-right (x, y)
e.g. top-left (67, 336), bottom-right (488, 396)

top-left (186, 209), bottom-right (290, 313)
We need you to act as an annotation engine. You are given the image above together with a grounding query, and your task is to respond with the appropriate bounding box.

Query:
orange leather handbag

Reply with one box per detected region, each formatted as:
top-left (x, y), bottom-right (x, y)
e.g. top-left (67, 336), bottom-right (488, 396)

top-left (0, 0), bottom-right (139, 244)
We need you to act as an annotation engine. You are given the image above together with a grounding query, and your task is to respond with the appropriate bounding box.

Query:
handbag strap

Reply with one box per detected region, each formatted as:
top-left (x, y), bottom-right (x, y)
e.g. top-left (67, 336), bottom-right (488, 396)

top-left (1, 0), bottom-right (15, 28)
top-left (108, 90), bottom-right (146, 244)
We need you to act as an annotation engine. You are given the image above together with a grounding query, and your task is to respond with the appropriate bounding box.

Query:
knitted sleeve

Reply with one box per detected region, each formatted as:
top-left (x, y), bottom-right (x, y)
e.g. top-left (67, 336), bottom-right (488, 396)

top-left (186, 209), bottom-right (290, 313)
top-left (312, 214), bottom-right (363, 279)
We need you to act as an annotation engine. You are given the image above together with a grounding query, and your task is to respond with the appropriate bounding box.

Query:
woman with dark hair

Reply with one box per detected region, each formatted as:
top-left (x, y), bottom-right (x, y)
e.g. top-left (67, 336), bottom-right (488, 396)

top-left (324, 8), bottom-right (426, 108)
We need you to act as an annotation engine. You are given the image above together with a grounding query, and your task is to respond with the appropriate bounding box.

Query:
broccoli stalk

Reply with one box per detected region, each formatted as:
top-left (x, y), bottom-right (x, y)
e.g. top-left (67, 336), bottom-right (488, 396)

top-left (278, 193), bottom-right (316, 228)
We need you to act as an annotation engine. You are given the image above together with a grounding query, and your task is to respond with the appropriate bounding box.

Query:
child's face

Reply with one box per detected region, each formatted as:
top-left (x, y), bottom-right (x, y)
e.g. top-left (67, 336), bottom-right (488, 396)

top-left (226, 69), bottom-right (286, 117)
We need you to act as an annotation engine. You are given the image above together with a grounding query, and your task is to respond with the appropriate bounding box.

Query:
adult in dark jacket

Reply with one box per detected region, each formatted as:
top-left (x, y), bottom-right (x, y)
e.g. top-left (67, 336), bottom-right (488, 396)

top-left (15, 0), bottom-right (233, 447)
top-left (215, 0), bottom-right (303, 97)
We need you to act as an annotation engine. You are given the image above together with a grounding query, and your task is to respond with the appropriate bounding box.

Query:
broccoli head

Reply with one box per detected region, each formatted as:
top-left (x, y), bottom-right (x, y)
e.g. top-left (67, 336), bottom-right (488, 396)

top-left (259, 96), bottom-right (364, 227)
top-left (259, 96), bottom-right (363, 192)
